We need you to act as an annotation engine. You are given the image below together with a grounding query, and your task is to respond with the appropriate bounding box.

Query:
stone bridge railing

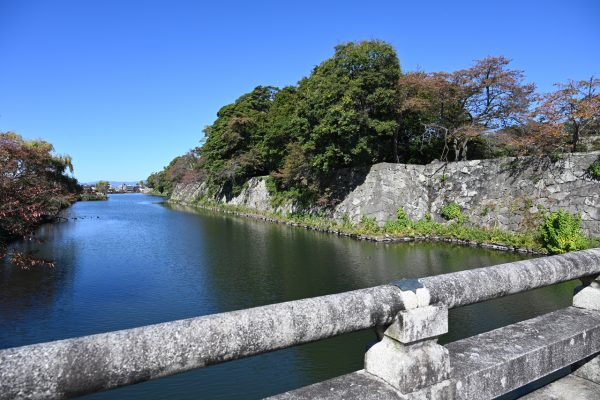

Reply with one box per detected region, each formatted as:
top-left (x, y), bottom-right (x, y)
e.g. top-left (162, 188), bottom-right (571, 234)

top-left (3, 249), bottom-right (600, 399)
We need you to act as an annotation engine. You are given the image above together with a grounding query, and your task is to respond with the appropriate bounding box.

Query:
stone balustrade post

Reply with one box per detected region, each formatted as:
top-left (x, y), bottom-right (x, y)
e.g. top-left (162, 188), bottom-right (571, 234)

top-left (572, 275), bottom-right (600, 383)
top-left (364, 280), bottom-right (452, 398)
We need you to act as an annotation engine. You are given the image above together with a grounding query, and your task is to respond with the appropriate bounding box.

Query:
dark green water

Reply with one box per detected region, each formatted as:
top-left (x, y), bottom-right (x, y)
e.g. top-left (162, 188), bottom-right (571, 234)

top-left (0, 194), bottom-right (577, 399)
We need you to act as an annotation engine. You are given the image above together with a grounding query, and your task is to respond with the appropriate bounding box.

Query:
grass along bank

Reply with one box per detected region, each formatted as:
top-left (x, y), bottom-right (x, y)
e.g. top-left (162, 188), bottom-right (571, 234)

top-left (171, 198), bottom-right (600, 255)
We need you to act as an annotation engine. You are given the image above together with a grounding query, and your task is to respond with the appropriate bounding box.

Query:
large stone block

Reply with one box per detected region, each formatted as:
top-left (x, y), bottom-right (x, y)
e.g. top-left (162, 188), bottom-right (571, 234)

top-left (574, 280), bottom-right (600, 310)
top-left (385, 305), bottom-right (448, 344)
top-left (364, 337), bottom-right (450, 394)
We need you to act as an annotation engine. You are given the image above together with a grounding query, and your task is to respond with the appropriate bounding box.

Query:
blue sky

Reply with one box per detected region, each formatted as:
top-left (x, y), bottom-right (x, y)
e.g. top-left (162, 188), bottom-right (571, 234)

top-left (1, 0), bottom-right (599, 182)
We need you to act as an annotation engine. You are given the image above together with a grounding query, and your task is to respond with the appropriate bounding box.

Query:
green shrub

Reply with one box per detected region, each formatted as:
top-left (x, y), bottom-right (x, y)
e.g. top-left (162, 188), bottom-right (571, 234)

top-left (383, 208), bottom-right (414, 233)
top-left (78, 193), bottom-right (107, 201)
top-left (540, 209), bottom-right (587, 254)
top-left (395, 208), bottom-right (412, 228)
top-left (588, 159), bottom-right (600, 180)
top-left (413, 215), bottom-right (437, 235)
top-left (341, 214), bottom-right (354, 230)
top-left (359, 215), bottom-right (379, 233)
top-left (549, 152), bottom-right (562, 163)
top-left (384, 219), bottom-right (401, 233)
top-left (265, 176), bottom-right (278, 194)
top-left (440, 202), bottom-right (465, 222)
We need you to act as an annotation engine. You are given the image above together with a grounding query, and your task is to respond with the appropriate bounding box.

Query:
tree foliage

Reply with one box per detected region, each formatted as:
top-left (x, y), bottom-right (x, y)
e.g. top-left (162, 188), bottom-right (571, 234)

top-left (147, 151), bottom-right (201, 195)
top-left (149, 40), bottom-right (600, 205)
top-left (200, 86), bottom-right (277, 194)
top-left (0, 132), bottom-right (79, 268)
top-left (498, 77), bottom-right (600, 156)
top-left (95, 180), bottom-right (109, 194)
top-left (534, 77), bottom-right (600, 152)
top-left (294, 40), bottom-right (401, 173)
top-left (399, 57), bottom-right (535, 162)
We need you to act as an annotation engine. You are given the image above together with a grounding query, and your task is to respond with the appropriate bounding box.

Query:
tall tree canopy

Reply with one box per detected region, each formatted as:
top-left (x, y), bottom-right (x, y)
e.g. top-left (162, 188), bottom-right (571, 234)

top-left (294, 40), bottom-right (401, 173)
top-left (200, 86), bottom-right (278, 192)
top-left (400, 57), bottom-right (535, 161)
top-left (535, 77), bottom-right (600, 152)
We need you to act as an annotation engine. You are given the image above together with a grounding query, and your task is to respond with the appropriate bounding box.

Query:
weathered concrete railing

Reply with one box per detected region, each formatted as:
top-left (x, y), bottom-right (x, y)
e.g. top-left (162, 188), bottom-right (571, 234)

top-left (2, 248), bottom-right (600, 399)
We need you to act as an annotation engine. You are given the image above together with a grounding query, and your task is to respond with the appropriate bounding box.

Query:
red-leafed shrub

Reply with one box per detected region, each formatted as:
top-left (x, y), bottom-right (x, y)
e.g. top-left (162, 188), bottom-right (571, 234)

top-left (0, 132), bottom-right (79, 268)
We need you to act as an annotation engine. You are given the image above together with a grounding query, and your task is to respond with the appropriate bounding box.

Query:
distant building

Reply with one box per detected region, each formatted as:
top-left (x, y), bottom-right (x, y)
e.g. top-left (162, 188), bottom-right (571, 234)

top-left (85, 181), bottom-right (142, 194)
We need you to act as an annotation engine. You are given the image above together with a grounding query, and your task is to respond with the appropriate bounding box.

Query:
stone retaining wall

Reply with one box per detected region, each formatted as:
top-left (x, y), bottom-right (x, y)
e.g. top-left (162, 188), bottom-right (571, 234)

top-left (171, 152), bottom-right (600, 236)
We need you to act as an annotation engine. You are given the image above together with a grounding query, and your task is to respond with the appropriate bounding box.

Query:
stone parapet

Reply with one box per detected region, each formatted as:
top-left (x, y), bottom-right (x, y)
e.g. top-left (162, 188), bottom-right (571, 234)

top-left (2, 249), bottom-right (600, 399)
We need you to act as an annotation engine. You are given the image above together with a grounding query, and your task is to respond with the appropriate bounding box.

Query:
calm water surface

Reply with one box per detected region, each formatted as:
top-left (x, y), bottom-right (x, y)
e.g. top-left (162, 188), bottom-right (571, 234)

top-left (0, 194), bottom-right (577, 399)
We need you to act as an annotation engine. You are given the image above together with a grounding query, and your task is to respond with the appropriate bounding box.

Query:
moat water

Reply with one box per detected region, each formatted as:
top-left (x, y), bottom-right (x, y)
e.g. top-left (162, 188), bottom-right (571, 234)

top-left (0, 194), bottom-right (577, 399)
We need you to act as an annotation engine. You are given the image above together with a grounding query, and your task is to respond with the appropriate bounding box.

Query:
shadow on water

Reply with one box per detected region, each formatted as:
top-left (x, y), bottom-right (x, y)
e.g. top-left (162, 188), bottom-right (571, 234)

top-left (0, 194), bottom-right (578, 399)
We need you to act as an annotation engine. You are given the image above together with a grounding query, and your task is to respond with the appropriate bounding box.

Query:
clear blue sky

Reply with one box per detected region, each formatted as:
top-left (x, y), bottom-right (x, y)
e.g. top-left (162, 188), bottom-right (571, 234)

top-left (1, 0), bottom-right (599, 182)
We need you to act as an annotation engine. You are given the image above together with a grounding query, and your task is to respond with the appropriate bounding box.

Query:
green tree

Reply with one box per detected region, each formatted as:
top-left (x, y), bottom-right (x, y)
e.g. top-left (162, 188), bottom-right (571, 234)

top-left (201, 86), bottom-right (278, 193)
top-left (96, 181), bottom-right (109, 194)
top-left (262, 86), bottom-right (303, 172)
top-left (295, 40), bottom-right (401, 175)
